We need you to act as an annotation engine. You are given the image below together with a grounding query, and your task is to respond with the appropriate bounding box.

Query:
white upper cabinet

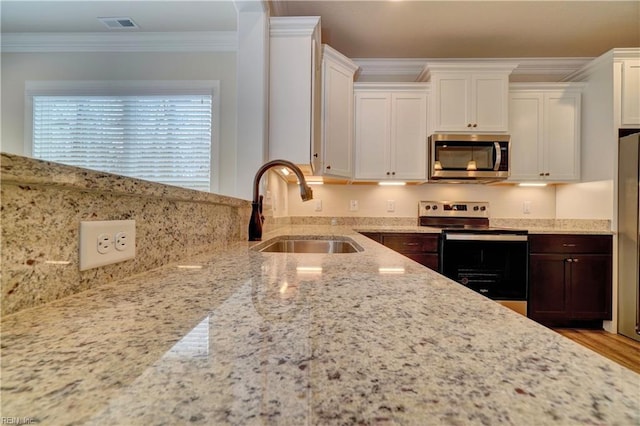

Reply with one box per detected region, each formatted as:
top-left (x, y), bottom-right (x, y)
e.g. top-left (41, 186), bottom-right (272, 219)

top-left (321, 45), bottom-right (359, 179)
top-left (268, 17), bottom-right (321, 174)
top-left (354, 83), bottom-right (429, 181)
top-left (509, 84), bottom-right (582, 183)
top-left (423, 63), bottom-right (517, 133)
top-left (621, 59), bottom-right (640, 126)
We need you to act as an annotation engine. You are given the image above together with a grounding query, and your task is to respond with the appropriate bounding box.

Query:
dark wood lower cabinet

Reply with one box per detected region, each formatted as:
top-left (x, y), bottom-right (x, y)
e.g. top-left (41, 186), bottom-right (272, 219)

top-left (528, 234), bottom-right (612, 327)
top-left (360, 232), bottom-right (440, 271)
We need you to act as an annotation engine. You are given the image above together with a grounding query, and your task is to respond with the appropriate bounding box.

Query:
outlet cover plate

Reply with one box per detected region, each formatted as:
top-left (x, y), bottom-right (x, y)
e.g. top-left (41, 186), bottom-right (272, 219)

top-left (79, 220), bottom-right (136, 271)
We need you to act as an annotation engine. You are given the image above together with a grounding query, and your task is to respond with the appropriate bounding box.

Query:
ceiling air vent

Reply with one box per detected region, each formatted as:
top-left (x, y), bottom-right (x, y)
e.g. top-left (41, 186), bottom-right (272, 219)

top-left (98, 17), bottom-right (139, 30)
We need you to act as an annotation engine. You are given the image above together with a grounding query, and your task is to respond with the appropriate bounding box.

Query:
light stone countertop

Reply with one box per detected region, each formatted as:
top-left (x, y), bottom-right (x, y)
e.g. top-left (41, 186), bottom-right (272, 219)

top-left (351, 225), bottom-right (613, 236)
top-left (1, 225), bottom-right (637, 425)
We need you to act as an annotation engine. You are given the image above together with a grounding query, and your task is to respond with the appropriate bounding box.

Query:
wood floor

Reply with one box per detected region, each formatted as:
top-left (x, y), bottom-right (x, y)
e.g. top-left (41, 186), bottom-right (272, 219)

top-left (554, 328), bottom-right (640, 374)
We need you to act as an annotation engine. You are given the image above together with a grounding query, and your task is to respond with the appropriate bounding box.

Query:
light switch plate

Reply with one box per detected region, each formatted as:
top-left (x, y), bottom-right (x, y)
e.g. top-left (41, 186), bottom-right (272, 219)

top-left (79, 220), bottom-right (136, 271)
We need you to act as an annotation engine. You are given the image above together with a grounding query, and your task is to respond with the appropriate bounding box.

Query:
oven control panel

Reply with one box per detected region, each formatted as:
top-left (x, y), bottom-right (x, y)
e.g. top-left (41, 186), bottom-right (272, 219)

top-left (419, 201), bottom-right (489, 218)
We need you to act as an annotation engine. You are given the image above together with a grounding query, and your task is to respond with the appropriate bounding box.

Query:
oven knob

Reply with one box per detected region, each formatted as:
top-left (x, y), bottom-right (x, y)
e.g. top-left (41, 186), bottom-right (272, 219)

top-left (432, 205), bottom-right (438, 210)
top-left (425, 205), bottom-right (431, 210)
top-left (480, 206), bottom-right (486, 211)
top-left (473, 206), bottom-right (479, 211)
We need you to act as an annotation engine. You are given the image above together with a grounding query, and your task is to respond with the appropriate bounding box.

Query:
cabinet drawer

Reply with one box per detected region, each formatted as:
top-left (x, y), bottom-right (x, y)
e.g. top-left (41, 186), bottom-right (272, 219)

top-left (382, 234), bottom-right (439, 253)
top-left (359, 232), bottom-right (382, 243)
top-left (529, 234), bottom-right (612, 254)
top-left (404, 253), bottom-right (439, 271)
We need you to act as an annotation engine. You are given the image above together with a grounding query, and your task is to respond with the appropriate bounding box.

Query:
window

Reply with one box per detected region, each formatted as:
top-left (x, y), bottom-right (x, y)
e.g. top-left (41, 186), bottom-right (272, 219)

top-left (25, 81), bottom-right (219, 192)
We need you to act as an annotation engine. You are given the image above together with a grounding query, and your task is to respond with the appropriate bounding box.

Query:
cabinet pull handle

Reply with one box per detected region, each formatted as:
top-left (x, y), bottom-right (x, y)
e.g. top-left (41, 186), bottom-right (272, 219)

top-left (404, 242), bottom-right (420, 246)
top-left (562, 244), bottom-right (576, 247)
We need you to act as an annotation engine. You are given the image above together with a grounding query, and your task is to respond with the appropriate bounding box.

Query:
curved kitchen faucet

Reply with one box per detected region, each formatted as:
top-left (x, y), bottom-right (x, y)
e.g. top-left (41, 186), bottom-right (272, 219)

top-left (248, 159), bottom-right (313, 241)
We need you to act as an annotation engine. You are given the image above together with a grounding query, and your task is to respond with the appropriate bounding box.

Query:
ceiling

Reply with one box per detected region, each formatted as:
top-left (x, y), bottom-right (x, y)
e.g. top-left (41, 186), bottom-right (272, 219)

top-left (0, 1), bottom-right (238, 33)
top-left (1, 1), bottom-right (638, 59)
top-left (271, 1), bottom-right (640, 59)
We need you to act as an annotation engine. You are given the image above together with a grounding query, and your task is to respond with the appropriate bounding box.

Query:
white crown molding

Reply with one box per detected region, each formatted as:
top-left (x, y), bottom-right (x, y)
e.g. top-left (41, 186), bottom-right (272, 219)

top-left (269, 16), bottom-right (320, 37)
top-left (354, 81), bottom-right (430, 92)
top-left (352, 58), bottom-right (426, 78)
top-left (322, 44), bottom-right (359, 73)
top-left (1, 31), bottom-right (238, 53)
top-left (509, 82), bottom-right (587, 92)
top-left (353, 57), bottom-right (595, 82)
top-left (564, 48), bottom-right (640, 81)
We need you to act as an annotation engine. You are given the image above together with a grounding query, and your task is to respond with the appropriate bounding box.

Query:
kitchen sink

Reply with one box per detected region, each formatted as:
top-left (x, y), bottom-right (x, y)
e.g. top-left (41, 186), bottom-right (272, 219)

top-left (254, 237), bottom-right (363, 254)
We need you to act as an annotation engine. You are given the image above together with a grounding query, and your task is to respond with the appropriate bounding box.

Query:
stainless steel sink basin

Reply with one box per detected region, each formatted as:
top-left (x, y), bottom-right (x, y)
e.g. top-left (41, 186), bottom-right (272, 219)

top-left (255, 237), bottom-right (362, 253)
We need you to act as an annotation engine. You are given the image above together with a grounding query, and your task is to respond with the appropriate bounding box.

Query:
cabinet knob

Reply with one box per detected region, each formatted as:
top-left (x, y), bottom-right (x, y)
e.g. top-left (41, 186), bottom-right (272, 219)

top-left (539, 173), bottom-right (544, 176)
top-left (473, 123), bottom-right (478, 128)
top-left (313, 153), bottom-right (318, 158)
top-left (392, 171), bottom-right (396, 176)
top-left (386, 171), bottom-right (391, 175)
top-left (544, 172), bottom-right (550, 176)
top-left (566, 258), bottom-right (573, 263)
top-left (326, 165), bottom-right (331, 170)
top-left (467, 123), bottom-right (472, 128)
top-left (573, 258), bottom-right (579, 263)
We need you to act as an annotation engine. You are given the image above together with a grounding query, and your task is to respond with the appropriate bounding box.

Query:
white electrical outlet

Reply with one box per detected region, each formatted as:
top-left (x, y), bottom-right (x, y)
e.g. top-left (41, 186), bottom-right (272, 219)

top-left (387, 200), bottom-right (396, 212)
top-left (523, 201), bottom-right (532, 214)
top-left (315, 199), bottom-right (323, 212)
top-left (350, 200), bottom-right (359, 211)
top-left (80, 220), bottom-right (136, 271)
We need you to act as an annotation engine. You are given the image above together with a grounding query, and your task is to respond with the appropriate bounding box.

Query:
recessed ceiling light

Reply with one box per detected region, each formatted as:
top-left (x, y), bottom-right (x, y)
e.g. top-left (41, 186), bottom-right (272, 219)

top-left (98, 17), bottom-right (139, 30)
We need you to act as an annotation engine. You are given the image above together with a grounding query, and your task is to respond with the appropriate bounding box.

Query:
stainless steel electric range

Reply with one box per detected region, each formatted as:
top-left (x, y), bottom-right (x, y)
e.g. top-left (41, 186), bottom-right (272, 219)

top-left (419, 201), bottom-right (529, 315)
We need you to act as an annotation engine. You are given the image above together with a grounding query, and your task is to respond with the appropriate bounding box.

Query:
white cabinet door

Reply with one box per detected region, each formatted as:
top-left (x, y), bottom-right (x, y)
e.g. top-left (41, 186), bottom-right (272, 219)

top-left (431, 71), bottom-right (511, 133)
top-left (321, 46), bottom-right (357, 178)
top-left (433, 74), bottom-right (470, 132)
top-left (508, 87), bottom-right (581, 183)
top-left (391, 92), bottom-right (428, 180)
top-left (621, 59), bottom-right (640, 126)
top-left (544, 92), bottom-right (580, 181)
top-left (268, 17), bottom-right (321, 173)
top-left (509, 93), bottom-right (544, 181)
top-left (354, 92), bottom-right (391, 180)
top-left (472, 74), bottom-right (510, 132)
top-left (354, 86), bottom-right (428, 181)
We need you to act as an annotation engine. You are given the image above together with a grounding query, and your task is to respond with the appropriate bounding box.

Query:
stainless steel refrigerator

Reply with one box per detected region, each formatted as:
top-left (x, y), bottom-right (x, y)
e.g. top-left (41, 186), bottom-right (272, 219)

top-left (618, 131), bottom-right (640, 342)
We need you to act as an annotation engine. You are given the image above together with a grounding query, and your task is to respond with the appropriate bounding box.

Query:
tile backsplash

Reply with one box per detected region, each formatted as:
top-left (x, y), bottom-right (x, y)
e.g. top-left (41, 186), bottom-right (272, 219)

top-left (1, 154), bottom-right (251, 316)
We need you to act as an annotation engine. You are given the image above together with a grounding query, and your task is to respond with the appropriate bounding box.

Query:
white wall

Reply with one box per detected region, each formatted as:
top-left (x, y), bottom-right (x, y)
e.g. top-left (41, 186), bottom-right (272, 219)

top-left (286, 182), bottom-right (557, 218)
top-left (0, 51), bottom-right (238, 196)
top-left (555, 180), bottom-right (614, 219)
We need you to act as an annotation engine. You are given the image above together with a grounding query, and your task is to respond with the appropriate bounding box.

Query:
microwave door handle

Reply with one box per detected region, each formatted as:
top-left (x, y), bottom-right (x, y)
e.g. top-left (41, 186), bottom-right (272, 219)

top-left (493, 142), bottom-right (501, 171)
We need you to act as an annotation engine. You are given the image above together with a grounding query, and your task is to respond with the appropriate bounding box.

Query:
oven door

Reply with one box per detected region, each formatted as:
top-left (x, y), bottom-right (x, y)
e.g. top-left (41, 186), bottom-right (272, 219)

top-left (440, 233), bottom-right (528, 301)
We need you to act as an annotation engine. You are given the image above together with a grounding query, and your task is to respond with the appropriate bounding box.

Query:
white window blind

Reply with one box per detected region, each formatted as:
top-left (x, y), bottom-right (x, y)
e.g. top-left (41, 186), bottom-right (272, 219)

top-left (32, 94), bottom-right (213, 191)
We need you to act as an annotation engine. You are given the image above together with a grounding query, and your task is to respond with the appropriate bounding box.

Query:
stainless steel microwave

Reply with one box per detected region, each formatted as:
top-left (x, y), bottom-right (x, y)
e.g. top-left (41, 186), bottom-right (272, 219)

top-left (429, 134), bottom-right (510, 182)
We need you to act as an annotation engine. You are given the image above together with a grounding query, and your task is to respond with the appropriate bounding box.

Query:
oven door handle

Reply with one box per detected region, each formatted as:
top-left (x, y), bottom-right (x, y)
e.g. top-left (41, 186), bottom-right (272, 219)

top-left (444, 233), bottom-right (528, 242)
top-left (493, 142), bottom-right (502, 171)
